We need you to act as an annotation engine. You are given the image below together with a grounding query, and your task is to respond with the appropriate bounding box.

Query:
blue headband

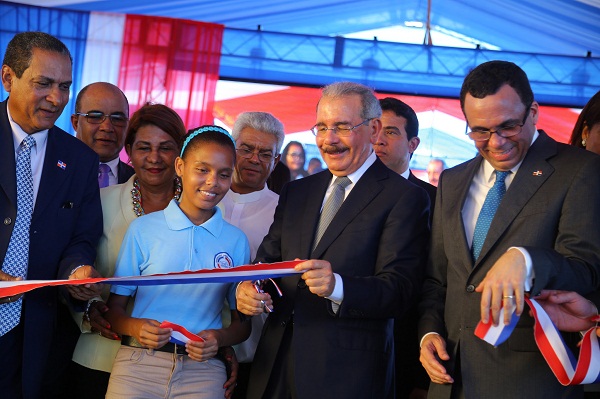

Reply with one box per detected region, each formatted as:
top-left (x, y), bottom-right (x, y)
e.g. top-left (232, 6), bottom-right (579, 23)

top-left (180, 125), bottom-right (235, 157)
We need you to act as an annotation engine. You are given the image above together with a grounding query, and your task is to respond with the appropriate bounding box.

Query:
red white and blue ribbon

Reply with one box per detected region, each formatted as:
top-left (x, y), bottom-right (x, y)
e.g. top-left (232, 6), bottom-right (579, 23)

top-left (0, 260), bottom-right (303, 298)
top-left (475, 297), bottom-right (600, 385)
top-left (160, 321), bottom-right (204, 345)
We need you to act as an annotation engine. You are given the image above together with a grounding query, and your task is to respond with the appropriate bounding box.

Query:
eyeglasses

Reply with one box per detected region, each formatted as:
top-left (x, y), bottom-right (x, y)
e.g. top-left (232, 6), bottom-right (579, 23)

top-left (310, 118), bottom-right (373, 137)
top-left (75, 112), bottom-right (129, 127)
top-left (236, 148), bottom-right (277, 163)
top-left (466, 108), bottom-right (530, 142)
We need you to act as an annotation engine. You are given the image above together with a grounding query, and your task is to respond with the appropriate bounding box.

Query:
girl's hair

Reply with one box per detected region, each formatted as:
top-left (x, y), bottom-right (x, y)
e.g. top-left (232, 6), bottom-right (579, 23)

top-left (124, 103), bottom-right (186, 151)
top-left (180, 125), bottom-right (236, 159)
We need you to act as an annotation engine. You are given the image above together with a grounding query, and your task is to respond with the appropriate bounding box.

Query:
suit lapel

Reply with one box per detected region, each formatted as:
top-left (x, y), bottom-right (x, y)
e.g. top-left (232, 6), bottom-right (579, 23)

top-left (301, 171), bottom-right (331, 258)
top-left (448, 157), bottom-right (482, 272)
top-left (0, 101), bottom-right (17, 207)
top-left (33, 128), bottom-right (70, 220)
top-left (311, 160), bottom-right (385, 259)
top-left (475, 131), bottom-right (555, 267)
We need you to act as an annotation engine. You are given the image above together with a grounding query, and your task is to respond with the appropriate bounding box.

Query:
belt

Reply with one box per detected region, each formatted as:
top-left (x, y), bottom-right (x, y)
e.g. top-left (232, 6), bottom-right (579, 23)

top-left (121, 335), bottom-right (187, 355)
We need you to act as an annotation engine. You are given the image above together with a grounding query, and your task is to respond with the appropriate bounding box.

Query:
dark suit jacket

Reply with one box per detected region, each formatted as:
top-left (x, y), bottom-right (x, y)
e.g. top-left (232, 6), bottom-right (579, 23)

top-left (395, 171), bottom-right (436, 397)
top-left (249, 158), bottom-right (430, 399)
top-left (0, 99), bottom-right (102, 398)
top-left (117, 160), bottom-right (135, 184)
top-left (409, 171), bottom-right (436, 225)
top-left (418, 131), bottom-right (600, 399)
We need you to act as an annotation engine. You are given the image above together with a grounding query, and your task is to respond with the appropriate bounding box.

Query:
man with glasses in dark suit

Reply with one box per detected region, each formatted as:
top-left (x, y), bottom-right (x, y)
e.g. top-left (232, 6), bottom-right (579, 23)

top-left (418, 60), bottom-right (600, 399)
top-left (72, 82), bottom-right (134, 188)
top-left (236, 82), bottom-right (430, 399)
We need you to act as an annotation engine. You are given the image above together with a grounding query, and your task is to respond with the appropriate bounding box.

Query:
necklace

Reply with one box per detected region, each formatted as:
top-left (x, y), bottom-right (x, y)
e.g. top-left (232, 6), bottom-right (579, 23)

top-left (131, 177), bottom-right (182, 217)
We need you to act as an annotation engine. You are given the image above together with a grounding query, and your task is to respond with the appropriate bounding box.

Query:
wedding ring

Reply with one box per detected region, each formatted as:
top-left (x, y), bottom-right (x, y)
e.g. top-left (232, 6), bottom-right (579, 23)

top-left (503, 295), bottom-right (515, 299)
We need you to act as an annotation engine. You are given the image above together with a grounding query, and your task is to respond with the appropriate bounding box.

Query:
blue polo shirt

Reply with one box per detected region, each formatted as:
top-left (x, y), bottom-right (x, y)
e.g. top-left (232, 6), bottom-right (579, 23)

top-left (111, 200), bottom-right (250, 334)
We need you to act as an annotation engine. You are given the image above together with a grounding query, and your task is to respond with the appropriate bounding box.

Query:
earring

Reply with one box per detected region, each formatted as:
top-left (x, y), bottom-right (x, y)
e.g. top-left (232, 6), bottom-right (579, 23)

top-left (582, 139), bottom-right (587, 147)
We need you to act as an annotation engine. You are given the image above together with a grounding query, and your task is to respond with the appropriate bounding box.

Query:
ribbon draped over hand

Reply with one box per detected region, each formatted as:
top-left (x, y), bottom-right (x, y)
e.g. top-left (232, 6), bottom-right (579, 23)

top-left (475, 297), bottom-right (600, 386)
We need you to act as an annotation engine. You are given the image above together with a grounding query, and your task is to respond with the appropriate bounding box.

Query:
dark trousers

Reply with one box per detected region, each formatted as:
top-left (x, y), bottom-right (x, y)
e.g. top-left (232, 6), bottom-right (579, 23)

top-left (64, 361), bottom-right (111, 399)
top-left (233, 362), bottom-right (252, 399)
top-left (261, 319), bottom-right (297, 399)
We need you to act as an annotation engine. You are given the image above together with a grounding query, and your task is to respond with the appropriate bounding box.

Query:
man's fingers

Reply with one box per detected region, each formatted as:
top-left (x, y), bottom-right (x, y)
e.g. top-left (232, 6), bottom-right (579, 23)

top-left (420, 342), bottom-right (453, 384)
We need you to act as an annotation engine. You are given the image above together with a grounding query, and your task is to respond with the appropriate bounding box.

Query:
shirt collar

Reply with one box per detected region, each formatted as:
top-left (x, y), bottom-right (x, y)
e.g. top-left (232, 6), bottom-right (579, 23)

top-left (164, 199), bottom-right (224, 237)
top-left (102, 157), bottom-right (121, 178)
top-left (227, 185), bottom-right (270, 203)
top-left (328, 150), bottom-right (376, 186)
top-left (8, 105), bottom-right (48, 155)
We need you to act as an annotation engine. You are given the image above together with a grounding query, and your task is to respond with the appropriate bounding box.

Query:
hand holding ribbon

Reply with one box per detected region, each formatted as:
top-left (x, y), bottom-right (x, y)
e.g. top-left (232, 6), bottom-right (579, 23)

top-left (475, 295), bottom-right (600, 385)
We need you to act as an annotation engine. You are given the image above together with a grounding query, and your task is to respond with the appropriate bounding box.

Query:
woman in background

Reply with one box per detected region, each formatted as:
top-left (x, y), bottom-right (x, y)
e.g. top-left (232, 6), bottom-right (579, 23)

top-left (281, 140), bottom-right (308, 180)
top-left (569, 90), bottom-right (600, 154)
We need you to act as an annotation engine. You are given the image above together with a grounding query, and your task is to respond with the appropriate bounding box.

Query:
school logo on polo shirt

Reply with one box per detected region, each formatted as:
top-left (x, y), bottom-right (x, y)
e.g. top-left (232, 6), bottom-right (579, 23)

top-left (214, 252), bottom-right (234, 269)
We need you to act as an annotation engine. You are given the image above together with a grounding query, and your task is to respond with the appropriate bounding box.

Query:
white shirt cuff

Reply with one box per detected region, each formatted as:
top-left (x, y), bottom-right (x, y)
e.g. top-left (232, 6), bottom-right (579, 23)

top-left (420, 332), bottom-right (440, 347)
top-left (327, 273), bottom-right (344, 313)
top-left (509, 246), bottom-right (535, 292)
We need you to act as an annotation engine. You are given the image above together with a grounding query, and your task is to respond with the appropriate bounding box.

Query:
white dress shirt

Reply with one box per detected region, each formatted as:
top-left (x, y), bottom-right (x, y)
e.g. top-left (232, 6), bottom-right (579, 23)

top-left (461, 131), bottom-right (539, 290)
top-left (219, 186), bottom-right (279, 260)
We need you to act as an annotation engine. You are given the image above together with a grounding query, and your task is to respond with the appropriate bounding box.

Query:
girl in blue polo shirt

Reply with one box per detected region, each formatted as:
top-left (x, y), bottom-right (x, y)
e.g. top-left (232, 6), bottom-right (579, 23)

top-left (105, 126), bottom-right (251, 398)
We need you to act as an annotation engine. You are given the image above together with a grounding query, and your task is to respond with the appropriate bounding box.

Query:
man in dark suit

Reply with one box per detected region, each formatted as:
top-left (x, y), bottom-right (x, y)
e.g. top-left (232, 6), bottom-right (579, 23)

top-left (236, 82), bottom-right (430, 398)
top-left (72, 82), bottom-right (134, 187)
top-left (0, 31), bottom-right (103, 399)
top-left (375, 97), bottom-right (434, 399)
top-left (418, 60), bottom-right (600, 399)
top-left (376, 97), bottom-right (436, 208)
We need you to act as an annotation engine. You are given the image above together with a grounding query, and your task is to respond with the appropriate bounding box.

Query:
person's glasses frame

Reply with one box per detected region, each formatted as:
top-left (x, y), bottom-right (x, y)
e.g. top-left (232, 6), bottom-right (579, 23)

top-left (466, 107), bottom-right (531, 142)
top-left (76, 112), bottom-right (129, 127)
top-left (235, 147), bottom-right (278, 163)
top-left (310, 118), bottom-right (374, 137)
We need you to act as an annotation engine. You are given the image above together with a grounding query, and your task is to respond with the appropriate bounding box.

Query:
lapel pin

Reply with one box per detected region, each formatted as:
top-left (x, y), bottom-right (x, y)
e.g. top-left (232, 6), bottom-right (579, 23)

top-left (57, 160), bottom-right (67, 170)
top-left (532, 170), bottom-right (542, 176)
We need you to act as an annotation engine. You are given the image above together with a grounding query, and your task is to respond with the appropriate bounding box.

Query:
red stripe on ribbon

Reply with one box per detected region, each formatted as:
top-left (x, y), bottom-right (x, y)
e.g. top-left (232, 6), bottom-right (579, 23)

top-left (475, 296), bottom-right (600, 386)
top-left (0, 260), bottom-right (304, 297)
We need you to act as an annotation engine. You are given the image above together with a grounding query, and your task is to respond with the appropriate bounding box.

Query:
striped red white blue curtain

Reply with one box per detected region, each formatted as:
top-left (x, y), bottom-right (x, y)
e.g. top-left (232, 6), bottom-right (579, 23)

top-left (0, 2), bottom-right (223, 132)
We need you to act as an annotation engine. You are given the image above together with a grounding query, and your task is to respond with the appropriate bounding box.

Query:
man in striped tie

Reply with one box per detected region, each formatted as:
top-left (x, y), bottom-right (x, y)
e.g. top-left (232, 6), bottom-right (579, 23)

top-left (0, 31), bottom-right (103, 399)
top-left (418, 60), bottom-right (600, 399)
top-left (236, 82), bottom-right (430, 399)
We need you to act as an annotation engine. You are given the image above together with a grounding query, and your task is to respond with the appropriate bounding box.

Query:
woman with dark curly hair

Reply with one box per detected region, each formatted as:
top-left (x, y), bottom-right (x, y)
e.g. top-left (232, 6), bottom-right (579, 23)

top-left (569, 90), bottom-right (600, 155)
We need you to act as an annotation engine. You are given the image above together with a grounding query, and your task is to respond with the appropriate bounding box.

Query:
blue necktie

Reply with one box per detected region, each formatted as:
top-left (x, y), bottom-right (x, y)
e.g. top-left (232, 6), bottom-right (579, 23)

top-left (98, 163), bottom-right (111, 188)
top-left (313, 176), bottom-right (351, 251)
top-left (471, 170), bottom-right (510, 262)
top-left (0, 135), bottom-right (36, 336)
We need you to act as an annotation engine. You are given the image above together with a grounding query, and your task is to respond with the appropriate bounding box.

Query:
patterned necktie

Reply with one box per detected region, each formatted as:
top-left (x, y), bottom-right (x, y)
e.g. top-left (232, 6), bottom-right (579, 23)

top-left (0, 135), bottom-right (36, 336)
top-left (471, 170), bottom-right (510, 261)
top-left (98, 163), bottom-right (111, 188)
top-left (313, 176), bottom-right (351, 251)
